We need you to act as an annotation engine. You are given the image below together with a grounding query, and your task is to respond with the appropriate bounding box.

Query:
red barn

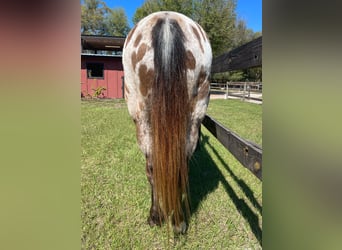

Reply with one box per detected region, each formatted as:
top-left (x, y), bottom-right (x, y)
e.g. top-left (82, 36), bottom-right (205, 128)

top-left (81, 35), bottom-right (126, 99)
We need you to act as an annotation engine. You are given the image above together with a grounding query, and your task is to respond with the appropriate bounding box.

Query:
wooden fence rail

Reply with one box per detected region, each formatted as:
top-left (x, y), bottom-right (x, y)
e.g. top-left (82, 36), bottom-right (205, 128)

top-left (203, 36), bottom-right (262, 180)
top-left (202, 115), bottom-right (262, 180)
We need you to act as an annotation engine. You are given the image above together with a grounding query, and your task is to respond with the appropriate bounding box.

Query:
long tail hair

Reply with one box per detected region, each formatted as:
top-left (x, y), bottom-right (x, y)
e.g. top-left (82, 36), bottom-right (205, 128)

top-left (151, 17), bottom-right (190, 228)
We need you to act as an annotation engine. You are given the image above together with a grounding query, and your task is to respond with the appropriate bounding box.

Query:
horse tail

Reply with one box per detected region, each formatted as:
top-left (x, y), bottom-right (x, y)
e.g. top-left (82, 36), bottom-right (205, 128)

top-left (151, 17), bottom-right (190, 231)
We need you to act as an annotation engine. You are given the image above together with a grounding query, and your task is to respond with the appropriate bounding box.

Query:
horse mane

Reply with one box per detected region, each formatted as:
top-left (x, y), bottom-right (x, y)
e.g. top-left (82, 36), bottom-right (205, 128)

top-left (151, 17), bottom-right (190, 230)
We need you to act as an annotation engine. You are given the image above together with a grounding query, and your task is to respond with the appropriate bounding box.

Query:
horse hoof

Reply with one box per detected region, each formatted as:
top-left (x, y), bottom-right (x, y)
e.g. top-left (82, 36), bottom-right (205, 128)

top-left (173, 221), bottom-right (187, 234)
top-left (147, 215), bottom-right (162, 227)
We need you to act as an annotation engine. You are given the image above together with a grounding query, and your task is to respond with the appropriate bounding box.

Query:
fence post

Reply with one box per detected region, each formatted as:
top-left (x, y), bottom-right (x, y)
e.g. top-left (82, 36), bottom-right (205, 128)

top-left (225, 81), bottom-right (229, 99)
top-left (248, 83), bottom-right (251, 99)
top-left (243, 82), bottom-right (247, 101)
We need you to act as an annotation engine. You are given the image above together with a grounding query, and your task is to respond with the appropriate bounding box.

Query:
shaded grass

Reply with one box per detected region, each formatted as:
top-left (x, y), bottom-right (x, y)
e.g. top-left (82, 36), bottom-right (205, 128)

top-left (81, 99), bottom-right (262, 249)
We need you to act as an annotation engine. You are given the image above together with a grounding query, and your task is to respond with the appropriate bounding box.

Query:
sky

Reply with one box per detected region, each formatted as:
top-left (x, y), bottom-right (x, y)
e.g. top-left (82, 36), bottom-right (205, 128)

top-left (103, 0), bottom-right (262, 32)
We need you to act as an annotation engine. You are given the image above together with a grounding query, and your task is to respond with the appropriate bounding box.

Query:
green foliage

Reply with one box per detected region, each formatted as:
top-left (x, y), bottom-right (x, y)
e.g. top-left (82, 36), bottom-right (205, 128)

top-left (195, 0), bottom-right (237, 56)
top-left (212, 66), bottom-right (262, 83)
top-left (245, 67), bottom-right (262, 82)
top-left (133, 0), bottom-right (194, 24)
top-left (212, 71), bottom-right (245, 82)
top-left (81, 0), bottom-right (130, 36)
top-left (92, 86), bottom-right (106, 98)
top-left (211, 72), bottom-right (229, 83)
top-left (229, 71), bottom-right (245, 81)
top-left (133, 0), bottom-right (158, 24)
top-left (105, 8), bottom-right (130, 36)
top-left (81, 0), bottom-right (110, 35)
top-left (233, 19), bottom-right (255, 47)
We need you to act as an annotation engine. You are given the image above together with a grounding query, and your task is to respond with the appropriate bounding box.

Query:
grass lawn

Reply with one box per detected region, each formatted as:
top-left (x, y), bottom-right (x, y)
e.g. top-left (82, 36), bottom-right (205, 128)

top-left (206, 99), bottom-right (262, 146)
top-left (81, 98), bottom-right (262, 249)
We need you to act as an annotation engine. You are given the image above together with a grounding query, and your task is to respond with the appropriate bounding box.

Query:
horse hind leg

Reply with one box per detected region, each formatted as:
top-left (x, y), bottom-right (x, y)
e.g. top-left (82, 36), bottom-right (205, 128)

top-left (146, 156), bottom-right (187, 234)
top-left (171, 190), bottom-right (189, 234)
top-left (145, 156), bottom-right (164, 226)
top-left (172, 212), bottom-right (187, 234)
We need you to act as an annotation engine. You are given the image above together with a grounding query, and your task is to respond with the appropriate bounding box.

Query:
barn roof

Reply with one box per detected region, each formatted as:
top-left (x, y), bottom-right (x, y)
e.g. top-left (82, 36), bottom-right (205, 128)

top-left (81, 35), bottom-right (126, 51)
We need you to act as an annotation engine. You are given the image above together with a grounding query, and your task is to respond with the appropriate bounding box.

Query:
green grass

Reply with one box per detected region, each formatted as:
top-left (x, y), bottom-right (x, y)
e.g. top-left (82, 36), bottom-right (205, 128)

top-left (207, 99), bottom-right (262, 145)
top-left (81, 98), bottom-right (262, 249)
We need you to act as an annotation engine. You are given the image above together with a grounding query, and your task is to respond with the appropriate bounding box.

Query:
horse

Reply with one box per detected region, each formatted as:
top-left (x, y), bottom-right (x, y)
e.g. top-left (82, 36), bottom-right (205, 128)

top-left (122, 11), bottom-right (212, 234)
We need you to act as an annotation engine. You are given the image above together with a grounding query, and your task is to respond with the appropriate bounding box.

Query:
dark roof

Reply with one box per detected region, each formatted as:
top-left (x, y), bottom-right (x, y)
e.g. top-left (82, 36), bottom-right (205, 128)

top-left (81, 35), bottom-right (126, 51)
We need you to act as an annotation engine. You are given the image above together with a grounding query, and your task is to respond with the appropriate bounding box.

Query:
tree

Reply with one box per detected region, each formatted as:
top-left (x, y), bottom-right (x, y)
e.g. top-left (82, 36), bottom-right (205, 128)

top-left (81, 0), bottom-right (130, 37)
top-left (133, 0), bottom-right (194, 24)
top-left (81, 0), bottom-right (109, 35)
top-left (195, 0), bottom-right (237, 56)
top-left (229, 19), bottom-right (262, 82)
top-left (244, 67), bottom-right (262, 82)
top-left (105, 8), bottom-right (130, 36)
top-left (133, 0), bottom-right (237, 57)
top-left (233, 19), bottom-right (253, 47)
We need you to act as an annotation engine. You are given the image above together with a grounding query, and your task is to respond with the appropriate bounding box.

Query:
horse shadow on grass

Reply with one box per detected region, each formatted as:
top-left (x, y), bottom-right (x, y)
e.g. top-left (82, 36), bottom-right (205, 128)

top-left (188, 134), bottom-right (262, 245)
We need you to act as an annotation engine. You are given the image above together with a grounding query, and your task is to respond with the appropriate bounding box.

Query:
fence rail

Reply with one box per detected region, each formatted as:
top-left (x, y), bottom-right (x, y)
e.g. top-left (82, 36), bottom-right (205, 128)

top-left (211, 81), bottom-right (262, 91)
top-left (202, 115), bottom-right (262, 180)
top-left (211, 81), bottom-right (262, 102)
top-left (203, 36), bottom-right (262, 180)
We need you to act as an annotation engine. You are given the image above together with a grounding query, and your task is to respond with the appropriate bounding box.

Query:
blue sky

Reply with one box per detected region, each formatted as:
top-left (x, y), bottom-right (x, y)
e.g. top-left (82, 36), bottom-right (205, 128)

top-left (103, 0), bottom-right (261, 32)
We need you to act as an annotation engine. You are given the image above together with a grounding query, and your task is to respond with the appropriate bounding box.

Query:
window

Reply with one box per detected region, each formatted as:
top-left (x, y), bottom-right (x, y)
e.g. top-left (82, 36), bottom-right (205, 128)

top-left (87, 63), bottom-right (104, 78)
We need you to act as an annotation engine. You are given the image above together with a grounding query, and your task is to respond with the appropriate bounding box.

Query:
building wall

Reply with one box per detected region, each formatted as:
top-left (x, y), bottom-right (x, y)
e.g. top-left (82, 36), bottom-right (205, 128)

top-left (81, 55), bottom-right (124, 99)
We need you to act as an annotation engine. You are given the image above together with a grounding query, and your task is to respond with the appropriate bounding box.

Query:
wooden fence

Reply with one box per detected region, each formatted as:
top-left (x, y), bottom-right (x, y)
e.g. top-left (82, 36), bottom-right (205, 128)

top-left (203, 36), bottom-right (262, 180)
